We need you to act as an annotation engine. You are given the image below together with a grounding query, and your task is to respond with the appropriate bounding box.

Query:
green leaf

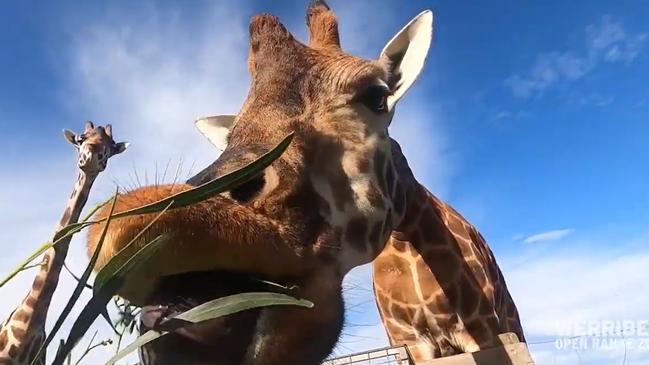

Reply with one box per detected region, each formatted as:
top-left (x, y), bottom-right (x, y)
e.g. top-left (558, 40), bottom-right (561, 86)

top-left (0, 222), bottom-right (92, 288)
top-left (92, 201), bottom-right (173, 294)
top-left (1, 132), bottom-right (292, 289)
top-left (0, 199), bottom-right (109, 288)
top-left (52, 234), bottom-right (170, 365)
top-left (107, 132), bottom-right (294, 220)
top-left (105, 292), bottom-right (313, 365)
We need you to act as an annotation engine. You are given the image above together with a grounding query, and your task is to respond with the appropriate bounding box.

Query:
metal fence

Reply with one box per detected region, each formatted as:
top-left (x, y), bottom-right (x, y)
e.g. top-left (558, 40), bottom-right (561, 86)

top-left (323, 345), bottom-right (414, 365)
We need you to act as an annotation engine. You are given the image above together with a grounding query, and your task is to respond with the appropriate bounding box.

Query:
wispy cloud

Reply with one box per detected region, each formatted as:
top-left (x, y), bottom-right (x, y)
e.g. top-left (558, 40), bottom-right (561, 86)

top-left (518, 228), bottom-right (575, 244)
top-left (504, 234), bottom-right (649, 364)
top-left (506, 16), bottom-right (647, 99)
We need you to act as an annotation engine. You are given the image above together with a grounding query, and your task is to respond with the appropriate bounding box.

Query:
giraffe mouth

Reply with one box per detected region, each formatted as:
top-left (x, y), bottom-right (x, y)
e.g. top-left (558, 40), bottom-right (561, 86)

top-left (137, 270), bottom-right (291, 363)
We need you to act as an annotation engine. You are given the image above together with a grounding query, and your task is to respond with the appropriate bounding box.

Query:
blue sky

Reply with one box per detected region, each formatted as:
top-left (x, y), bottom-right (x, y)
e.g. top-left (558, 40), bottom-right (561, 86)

top-left (1, 1), bottom-right (648, 364)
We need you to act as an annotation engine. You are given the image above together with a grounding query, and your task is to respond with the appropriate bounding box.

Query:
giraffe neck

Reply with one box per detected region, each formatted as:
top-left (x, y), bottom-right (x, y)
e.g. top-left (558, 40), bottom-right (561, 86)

top-left (33, 170), bottom-right (96, 317)
top-left (0, 170), bottom-right (97, 363)
top-left (376, 139), bottom-right (525, 356)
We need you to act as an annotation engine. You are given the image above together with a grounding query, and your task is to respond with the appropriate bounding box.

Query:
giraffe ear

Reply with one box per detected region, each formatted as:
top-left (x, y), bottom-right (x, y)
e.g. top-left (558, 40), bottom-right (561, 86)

top-left (63, 129), bottom-right (80, 147)
top-left (195, 115), bottom-right (237, 151)
top-left (112, 142), bottom-right (130, 155)
top-left (380, 10), bottom-right (433, 112)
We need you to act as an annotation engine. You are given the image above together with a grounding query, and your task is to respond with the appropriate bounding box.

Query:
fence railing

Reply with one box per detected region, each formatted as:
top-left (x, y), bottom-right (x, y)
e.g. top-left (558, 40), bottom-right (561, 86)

top-left (324, 333), bottom-right (536, 365)
top-left (323, 345), bottom-right (414, 365)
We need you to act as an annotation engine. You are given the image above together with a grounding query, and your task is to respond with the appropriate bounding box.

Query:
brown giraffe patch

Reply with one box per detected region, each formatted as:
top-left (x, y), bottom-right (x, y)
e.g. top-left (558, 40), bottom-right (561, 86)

top-left (480, 296), bottom-right (495, 315)
top-left (372, 149), bottom-right (387, 195)
top-left (7, 345), bottom-right (18, 358)
top-left (385, 161), bottom-right (395, 196)
top-left (25, 295), bottom-right (37, 308)
top-left (390, 239), bottom-right (407, 252)
top-left (459, 275), bottom-right (478, 316)
top-left (415, 257), bottom-right (438, 296)
top-left (381, 208), bottom-right (393, 239)
top-left (416, 208), bottom-right (444, 245)
top-left (333, 227), bottom-right (344, 243)
top-left (345, 217), bottom-right (367, 251)
top-left (368, 221), bottom-right (383, 248)
top-left (392, 180), bottom-right (406, 217)
top-left (356, 156), bottom-right (370, 173)
top-left (10, 326), bottom-right (25, 340)
top-left (32, 276), bottom-right (45, 291)
top-left (0, 330), bottom-right (7, 349)
top-left (365, 184), bottom-right (385, 209)
top-left (12, 309), bottom-right (30, 323)
top-left (390, 302), bottom-right (415, 323)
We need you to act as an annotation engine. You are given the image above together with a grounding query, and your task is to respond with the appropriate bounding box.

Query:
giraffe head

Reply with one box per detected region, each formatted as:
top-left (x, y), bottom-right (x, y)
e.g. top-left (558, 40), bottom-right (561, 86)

top-left (193, 0), bottom-right (434, 271)
top-left (63, 121), bottom-right (128, 174)
top-left (87, 3), bottom-right (433, 363)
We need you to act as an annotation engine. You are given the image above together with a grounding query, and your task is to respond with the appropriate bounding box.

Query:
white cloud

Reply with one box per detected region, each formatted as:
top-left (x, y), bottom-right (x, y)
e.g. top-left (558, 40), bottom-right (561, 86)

top-left (503, 236), bottom-right (649, 365)
top-left (519, 228), bottom-right (575, 244)
top-left (587, 16), bottom-right (648, 64)
top-left (65, 2), bottom-right (251, 169)
top-left (507, 16), bottom-right (647, 99)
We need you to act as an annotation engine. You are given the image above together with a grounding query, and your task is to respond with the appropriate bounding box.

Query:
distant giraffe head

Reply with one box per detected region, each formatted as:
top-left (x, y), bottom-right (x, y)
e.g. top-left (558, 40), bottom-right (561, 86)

top-left (0, 122), bottom-right (126, 365)
top-left (63, 121), bottom-right (128, 174)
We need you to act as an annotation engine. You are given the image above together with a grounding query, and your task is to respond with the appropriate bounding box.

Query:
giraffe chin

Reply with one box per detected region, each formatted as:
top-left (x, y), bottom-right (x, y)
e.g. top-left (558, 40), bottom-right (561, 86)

top-left (138, 270), bottom-right (269, 365)
top-left (137, 269), bottom-right (344, 365)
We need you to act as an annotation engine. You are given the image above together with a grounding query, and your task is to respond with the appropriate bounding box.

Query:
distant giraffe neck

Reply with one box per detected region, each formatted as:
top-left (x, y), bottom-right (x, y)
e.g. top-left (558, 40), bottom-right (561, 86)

top-left (0, 170), bottom-right (97, 364)
top-left (372, 139), bottom-right (524, 359)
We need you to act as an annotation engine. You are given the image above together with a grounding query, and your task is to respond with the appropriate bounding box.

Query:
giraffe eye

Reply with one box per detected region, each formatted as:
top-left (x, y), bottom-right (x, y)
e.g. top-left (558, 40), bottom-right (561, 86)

top-left (357, 84), bottom-right (390, 114)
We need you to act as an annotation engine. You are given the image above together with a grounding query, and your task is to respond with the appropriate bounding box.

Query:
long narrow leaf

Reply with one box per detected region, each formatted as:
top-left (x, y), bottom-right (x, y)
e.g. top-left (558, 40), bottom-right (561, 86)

top-left (32, 192), bottom-right (119, 365)
top-left (53, 234), bottom-right (171, 365)
top-left (0, 199), bottom-right (109, 288)
top-left (105, 292), bottom-right (313, 365)
top-left (107, 132), bottom-right (293, 220)
top-left (2, 133), bottom-right (292, 289)
top-left (0, 222), bottom-right (94, 288)
top-left (93, 201), bottom-right (173, 293)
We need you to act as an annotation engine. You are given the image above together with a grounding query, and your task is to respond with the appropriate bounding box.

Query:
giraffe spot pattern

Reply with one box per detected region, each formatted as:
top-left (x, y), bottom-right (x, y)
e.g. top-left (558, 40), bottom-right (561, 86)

top-left (12, 310), bottom-right (29, 323)
top-left (25, 296), bottom-right (37, 308)
top-left (9, 327), bottom-right (25, 342)
top-left (344, 217), bottom-right (367, 252)
top-left (368, 221), bottom-right (383, 248)
top-left (365, 184), bottom-right (385, 210)
top-left (32, 276), bottom-right (45, 291)
top-left (356, 156), bottom-right (371, 173)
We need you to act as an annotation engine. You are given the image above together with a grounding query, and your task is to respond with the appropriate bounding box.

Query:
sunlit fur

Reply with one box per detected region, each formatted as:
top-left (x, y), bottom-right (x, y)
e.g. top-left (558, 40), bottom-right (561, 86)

top-left (87, 2), bottom-right (405, 365)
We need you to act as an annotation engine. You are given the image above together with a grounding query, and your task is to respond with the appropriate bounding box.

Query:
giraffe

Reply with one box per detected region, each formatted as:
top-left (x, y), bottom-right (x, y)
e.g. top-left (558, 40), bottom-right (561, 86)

top-left (83, 2), bottom-right (453, 364)
top-left (372, 140), bottom-right (525, 362)
top-left (0, 122), bottom-right (127, 365)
